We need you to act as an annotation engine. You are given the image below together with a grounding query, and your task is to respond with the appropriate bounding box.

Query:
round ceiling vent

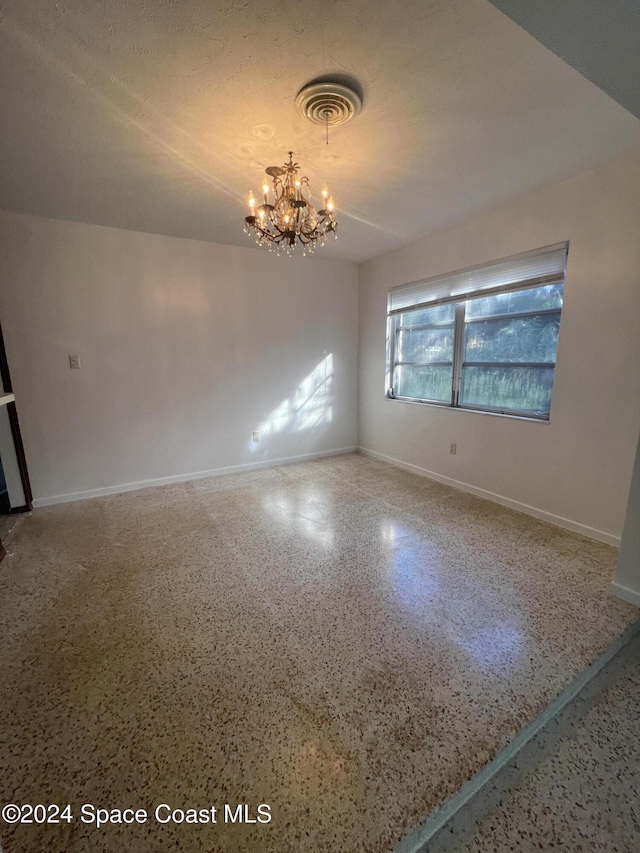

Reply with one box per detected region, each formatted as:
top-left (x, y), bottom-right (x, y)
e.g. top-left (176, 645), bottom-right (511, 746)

top-left (295, 81), bottom-right (362, 127)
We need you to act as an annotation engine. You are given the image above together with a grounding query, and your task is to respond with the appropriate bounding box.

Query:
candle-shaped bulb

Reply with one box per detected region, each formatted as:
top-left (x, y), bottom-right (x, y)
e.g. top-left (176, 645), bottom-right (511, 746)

top-left (295, 179), bottom-right (301, 201)
top-left (327, 195), bottom-right (334, 213)
top-left (321, 184), bottom-right (329, 199)
top-left (262, 183), bottom-right (269, 204)
top-left (248, 191), bottom-right (255, 212)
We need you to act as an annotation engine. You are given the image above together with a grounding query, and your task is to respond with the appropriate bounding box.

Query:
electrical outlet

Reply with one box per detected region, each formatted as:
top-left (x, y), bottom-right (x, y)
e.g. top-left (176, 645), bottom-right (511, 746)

top-left (252, 431), bottom-right (260, 443)
top-left (68, 354), bottom-right (81, 369)
top-left (450, 442), bottom-right (457, 455)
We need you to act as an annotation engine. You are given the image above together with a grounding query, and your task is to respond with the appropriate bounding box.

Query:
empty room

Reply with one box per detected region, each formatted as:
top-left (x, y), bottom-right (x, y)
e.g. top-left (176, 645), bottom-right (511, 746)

top-left (1, 1), bottom-right (639, 852)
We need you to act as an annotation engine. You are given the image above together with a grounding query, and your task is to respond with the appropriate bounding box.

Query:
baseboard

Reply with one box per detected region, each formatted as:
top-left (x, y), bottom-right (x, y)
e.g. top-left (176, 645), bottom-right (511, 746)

top-left (609, 580), bottom-right (640, 607)
top-left (32, 446), bottom-right (358, 507)
top-left (358, 447), bottom-right (620, 546)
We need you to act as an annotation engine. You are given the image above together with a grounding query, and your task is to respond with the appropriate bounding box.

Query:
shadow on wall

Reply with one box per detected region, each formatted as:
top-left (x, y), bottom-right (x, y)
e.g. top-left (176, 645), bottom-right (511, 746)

top-left (250, 354), bottom-right (334, 453)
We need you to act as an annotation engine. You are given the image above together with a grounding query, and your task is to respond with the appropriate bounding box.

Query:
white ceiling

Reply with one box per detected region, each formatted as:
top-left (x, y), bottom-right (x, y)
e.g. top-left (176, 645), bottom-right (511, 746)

top-left (1, 0), bottom-right (639, 263)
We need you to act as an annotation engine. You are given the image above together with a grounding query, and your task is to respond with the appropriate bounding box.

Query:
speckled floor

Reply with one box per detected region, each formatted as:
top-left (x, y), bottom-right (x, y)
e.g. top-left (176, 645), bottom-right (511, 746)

top-left (461, 634), bottom-right (640, 852)
top-left (0, 453), bottom-right (636, 852)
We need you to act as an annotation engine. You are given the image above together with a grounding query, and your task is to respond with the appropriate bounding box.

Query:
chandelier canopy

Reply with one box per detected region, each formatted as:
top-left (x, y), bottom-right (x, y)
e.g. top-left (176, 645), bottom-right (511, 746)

top-left (244, 152), bottom-right (336, 256)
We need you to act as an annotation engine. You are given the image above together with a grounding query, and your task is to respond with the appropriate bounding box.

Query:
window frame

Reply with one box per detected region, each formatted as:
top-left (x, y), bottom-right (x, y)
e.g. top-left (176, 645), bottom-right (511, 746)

top-left (386, 256), bottom-right (567, 421)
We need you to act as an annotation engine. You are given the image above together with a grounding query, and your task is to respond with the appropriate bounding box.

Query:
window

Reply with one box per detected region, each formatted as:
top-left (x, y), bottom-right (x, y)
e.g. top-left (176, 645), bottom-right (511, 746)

top-left (386, 243), bottom-right (568, 420)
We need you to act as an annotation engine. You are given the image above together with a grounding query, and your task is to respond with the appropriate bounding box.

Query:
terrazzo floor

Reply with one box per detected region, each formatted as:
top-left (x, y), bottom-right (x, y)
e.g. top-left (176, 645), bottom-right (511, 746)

top-left (0, 512), bottom-right (18, 541)
top-left (0, 453), bottom-right (636, 852)
top-left (461, 633), bottom-right (640, 852)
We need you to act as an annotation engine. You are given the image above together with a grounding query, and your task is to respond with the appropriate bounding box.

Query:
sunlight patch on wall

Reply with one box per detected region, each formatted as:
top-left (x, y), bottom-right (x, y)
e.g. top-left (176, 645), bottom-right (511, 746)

top-left (250, 353), bottom-right (334, 451)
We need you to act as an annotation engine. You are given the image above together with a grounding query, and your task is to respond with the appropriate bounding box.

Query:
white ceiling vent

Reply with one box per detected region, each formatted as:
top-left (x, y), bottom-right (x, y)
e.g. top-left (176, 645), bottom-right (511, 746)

top-left (295, 81), bottom-right (363, 127)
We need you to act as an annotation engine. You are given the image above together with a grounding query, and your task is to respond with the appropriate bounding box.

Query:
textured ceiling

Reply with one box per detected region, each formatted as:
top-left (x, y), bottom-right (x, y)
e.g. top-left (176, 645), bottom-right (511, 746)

top-left (0, 0), bottom-right (639, 263)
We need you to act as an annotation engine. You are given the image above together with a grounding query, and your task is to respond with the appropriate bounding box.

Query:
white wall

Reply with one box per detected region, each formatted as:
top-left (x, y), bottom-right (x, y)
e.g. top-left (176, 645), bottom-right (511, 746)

top-left (611, 431), bottom-right (640, 604)
top-left (359, 150), bottom-right (640, 543)
top-left (0, 212), bottom-right (358, 504)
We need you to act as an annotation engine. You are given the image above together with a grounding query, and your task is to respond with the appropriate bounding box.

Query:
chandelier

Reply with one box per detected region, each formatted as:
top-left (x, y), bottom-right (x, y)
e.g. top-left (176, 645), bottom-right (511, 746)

top-left (242, 79), bottom-right (362, 256)
top-left (244, 152), bottom-right (336, 256)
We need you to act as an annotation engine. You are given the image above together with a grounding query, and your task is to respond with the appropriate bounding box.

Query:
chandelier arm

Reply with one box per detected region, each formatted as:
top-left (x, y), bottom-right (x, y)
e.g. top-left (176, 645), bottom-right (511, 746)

top-left (254, 221), bottom-right (286, 245)
top-left (267, 218), bottom-right (289, 238)
top-left (252, 222), bottom-right (272, 240)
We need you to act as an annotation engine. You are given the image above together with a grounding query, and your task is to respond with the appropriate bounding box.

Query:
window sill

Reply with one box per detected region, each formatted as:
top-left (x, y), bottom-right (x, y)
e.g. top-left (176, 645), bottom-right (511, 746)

top-left (384, 395), bottom-right (551, 423)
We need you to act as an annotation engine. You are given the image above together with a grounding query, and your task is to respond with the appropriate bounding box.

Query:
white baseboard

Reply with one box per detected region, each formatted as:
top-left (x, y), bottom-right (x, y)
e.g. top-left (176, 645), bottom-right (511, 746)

top-left (32, 446), bottom-right (358, 507)
top-left (609, 581), bottom-right (640, 607)
top-left (358, 447), bottom-right (620, 546)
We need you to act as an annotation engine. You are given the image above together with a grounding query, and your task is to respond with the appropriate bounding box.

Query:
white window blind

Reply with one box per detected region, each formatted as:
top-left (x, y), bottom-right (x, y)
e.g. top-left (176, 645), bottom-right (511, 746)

top-left (388, 243), bottom-right (568, 316)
